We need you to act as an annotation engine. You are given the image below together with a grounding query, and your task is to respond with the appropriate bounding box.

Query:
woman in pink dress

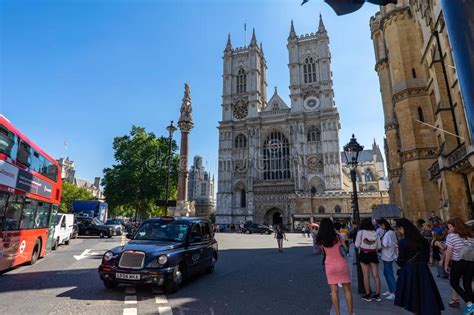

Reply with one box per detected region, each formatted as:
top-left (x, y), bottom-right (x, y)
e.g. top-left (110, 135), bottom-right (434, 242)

top-left (316, 218), bottom-right (353, 315)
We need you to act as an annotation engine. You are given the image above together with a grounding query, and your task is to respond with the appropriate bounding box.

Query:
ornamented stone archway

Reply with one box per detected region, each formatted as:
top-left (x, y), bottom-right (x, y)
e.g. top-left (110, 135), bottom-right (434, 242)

top-left (264, 207), bottom-right (283, 226)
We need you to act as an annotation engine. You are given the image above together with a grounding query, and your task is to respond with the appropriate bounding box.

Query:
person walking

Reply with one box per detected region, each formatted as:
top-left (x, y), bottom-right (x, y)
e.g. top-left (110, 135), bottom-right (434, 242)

top-left (275, 225), bottom-right (287, 252)
top-left (377, 218), bottom-right (398, 301)
top-left (311, 225), bottom-right (321, 254)
top-left (316, 218), bottom-right (353, 315)
top-left (444, 218), bottom-right (474, 315)
top-left (355, 218), bottom-right (382, 302)
top-left (394, 218), bottom-right (444, 315)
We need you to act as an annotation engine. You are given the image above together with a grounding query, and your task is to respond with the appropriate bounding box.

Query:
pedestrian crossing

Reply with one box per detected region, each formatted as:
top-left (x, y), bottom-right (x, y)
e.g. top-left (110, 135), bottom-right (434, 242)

top-left (122, 286), bottom-right (172, 315)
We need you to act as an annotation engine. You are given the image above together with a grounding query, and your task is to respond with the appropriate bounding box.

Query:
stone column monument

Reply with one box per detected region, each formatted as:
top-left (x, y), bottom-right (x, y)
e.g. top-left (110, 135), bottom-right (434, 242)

top-left (174, 83), bottom-right (194, 216)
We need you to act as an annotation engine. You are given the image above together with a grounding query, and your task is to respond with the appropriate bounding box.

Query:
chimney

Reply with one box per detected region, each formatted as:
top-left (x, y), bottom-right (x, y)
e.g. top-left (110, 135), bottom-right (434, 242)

top-left (94, 177), bottom-right (100, 188)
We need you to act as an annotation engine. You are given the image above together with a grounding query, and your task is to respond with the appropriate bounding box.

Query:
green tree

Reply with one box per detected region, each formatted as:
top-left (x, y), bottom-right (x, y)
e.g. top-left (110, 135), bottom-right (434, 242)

top-left (60, 181), bottom-right (94, 212)
top-left (102, 126), bottom-right (179, 219)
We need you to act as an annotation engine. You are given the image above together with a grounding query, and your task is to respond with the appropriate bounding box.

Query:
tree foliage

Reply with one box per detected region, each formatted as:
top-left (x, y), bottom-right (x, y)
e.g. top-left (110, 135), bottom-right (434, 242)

top-left (60, 181), bottom-right (94, 212)
top-left (102, 126), bottom-right (179, 218)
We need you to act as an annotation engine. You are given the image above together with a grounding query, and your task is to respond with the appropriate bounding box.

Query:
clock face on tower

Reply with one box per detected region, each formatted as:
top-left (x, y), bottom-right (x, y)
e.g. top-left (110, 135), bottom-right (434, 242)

top-left (304, 97), bottom-right (320, 111)
top-left (233, 102), bottom-right (248, 119)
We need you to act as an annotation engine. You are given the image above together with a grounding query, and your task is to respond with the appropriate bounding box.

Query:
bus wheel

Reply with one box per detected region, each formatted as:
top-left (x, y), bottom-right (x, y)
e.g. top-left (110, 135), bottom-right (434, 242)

top-left (29, 239), bottom-right (41, 265)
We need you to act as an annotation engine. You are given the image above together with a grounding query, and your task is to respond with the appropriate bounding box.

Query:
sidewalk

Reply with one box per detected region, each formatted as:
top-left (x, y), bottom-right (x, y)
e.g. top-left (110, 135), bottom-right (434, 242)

top-left (330, 254), bottom-right (463, 314)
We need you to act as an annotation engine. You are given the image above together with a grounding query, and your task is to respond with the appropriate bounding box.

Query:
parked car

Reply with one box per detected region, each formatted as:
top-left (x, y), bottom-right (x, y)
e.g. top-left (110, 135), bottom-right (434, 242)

top-left (52, 213), bottom-right (75, 249)
top-left (76, 217), bottom-right (114, 238)
top-left (98, 217), bottom-right (218, 294)
top-left (242, 223), bottom-right (273, 234)
top-left (105, 219), bottom-right (124, 236)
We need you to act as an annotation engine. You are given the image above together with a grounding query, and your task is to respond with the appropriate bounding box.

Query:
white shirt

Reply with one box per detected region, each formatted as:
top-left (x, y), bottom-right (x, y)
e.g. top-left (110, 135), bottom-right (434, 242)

top-left (355, 230), bottom-right (381, 251)
top-left (380, 230), bottom-right (398, 262)
top-left (446, 233), bottom-right (474, 261)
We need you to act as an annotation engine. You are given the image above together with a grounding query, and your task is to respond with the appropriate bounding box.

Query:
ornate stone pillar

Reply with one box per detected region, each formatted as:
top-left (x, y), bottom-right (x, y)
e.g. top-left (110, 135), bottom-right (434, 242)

top-left (176, 83), bottom-right (194, 215)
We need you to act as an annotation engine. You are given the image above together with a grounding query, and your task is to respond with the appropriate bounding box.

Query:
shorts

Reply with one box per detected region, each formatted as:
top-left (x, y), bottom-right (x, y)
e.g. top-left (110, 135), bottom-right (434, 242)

top-left (359, 251), bottom-right (379, 264)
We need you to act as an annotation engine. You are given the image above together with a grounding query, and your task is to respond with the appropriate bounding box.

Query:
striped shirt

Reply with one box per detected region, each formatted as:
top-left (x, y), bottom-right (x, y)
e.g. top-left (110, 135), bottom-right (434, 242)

top-left (446, 233), bottom-right (474, 261)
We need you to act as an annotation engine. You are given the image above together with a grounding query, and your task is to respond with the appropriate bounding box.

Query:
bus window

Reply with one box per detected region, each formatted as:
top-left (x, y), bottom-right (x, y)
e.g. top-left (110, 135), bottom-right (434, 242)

top-left (0, 193), bottom-right (9, 232)
top-left (17, 141), bottom-right (31, 167)
top-left (35, 202), bottom-right (51, 228)
top-left (4, 196), bottom-right (23, 231)
top-left (0, 125), bottom-right (17, 158)
top-left (20, 199), bottom-right (38, 229)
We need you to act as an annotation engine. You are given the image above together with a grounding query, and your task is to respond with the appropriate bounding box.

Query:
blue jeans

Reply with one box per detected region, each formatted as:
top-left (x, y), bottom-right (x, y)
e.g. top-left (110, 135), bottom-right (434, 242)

top-left (383, 260), bottom-right (396, 293)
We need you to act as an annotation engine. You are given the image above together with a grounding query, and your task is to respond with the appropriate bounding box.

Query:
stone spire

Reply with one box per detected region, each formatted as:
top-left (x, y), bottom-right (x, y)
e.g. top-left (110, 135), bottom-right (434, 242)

top-left (289, 20), bottom-right (297, 40)
top-left (260, 42), bottom-right (264, 54)
top-left (225, 33), bottom-right (232, 52)
top-left (318, 13), bottom-right (327, 34)
top-left (178, 83), bottom-right (194, 132)
top-left (249, 28), bottom-right (257, 47)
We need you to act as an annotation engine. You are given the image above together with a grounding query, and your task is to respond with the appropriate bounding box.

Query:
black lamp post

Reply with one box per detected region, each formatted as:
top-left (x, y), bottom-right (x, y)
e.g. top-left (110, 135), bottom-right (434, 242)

top-left (343, 134), bottom-right (364, 294)
top-left (164, 121), bottom-right (177, 213)
top-left (343, 134), bottom-right (364, 225)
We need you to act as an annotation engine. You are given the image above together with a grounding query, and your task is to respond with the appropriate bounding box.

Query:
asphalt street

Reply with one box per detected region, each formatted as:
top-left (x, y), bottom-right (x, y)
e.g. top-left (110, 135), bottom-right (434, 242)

top-left (0, 233), bottom-right (330, 315)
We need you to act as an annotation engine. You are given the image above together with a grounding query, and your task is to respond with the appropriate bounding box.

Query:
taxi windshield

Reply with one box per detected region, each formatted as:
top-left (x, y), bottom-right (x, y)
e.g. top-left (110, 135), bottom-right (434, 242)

top-left (134, 221), bottom-right (188, 242)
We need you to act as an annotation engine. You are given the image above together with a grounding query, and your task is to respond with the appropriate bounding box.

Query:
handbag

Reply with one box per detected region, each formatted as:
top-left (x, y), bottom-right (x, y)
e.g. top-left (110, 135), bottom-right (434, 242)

top-left (460, 239), bottom-right (474, 262)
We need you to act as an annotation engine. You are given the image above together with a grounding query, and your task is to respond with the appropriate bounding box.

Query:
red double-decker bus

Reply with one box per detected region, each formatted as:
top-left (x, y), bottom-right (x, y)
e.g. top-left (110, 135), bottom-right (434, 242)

top-left (0, 114), bottom-right (62, 271)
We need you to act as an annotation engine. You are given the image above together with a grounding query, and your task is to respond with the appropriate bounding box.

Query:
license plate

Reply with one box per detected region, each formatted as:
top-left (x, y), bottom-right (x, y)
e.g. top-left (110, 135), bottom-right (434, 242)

top-left (116, 273), bottom-right (140, 280)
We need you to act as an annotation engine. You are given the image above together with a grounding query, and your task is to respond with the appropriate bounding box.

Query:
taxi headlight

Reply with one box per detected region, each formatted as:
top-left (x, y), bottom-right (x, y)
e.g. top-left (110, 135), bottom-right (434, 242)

top-left (158, 255), bottom-right (168, 265)
top-left (103, 251), bottom-right (115, 261)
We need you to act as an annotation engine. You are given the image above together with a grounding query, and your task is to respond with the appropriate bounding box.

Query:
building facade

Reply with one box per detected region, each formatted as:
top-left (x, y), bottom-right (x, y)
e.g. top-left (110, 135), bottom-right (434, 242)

top-left (57, 157), bottom-right (105, 200)
top-left (188, 156), bottom-right (215, 217)
top-left (370, 0), bottom-right (474, 221)
top-left (57, 157), bottom-right (75, 184)
top-left (216, 18), bottom-right (389, 229)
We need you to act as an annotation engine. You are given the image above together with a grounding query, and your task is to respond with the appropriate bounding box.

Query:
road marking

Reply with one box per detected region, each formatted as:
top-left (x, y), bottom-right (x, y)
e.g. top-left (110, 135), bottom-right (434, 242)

top-left (73, 249), bottom-right (99, 261)
top-left (155, 295), bottom-right (168, 304)
top-left (123, 308), bottom-right (137, 315)
top-left (124, 296), bottom-right (137, 304)
top-left (125, 287), bottom-right (136, 294)
top-left (158, 306), bottom-right (173, 315)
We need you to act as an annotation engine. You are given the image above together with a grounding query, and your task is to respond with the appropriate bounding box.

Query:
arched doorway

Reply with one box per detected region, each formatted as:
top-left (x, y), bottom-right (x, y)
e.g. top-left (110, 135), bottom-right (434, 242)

top-left (265, 208), bottom-right (283, 226)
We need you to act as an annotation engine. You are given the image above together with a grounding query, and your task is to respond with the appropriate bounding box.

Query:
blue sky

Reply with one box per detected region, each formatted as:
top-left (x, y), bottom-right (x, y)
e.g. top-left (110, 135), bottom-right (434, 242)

top-left (1, 0), bottom-right (384, 183)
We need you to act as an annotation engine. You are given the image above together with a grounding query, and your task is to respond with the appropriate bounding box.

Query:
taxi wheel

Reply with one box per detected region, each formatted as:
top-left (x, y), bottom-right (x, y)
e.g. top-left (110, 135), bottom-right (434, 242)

top-left (206, 254), bottom-right (217, 274)
top-left (163, 266), bottom-right (183, 294)
top-left (99, 232), bottom-right (105, 238)
top-left (103, 280), bottom-right (119, 289)
top-left (29, 239), bottom-right (41, 265)
top-left (52, 238), bottom-right (58, 250)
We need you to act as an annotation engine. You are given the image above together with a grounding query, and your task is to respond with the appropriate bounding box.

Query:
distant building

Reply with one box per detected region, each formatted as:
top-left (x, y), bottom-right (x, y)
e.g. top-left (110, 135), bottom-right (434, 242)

top-left (75, 177), bottom-right (104, 200)
top-left (57, 157), bottom-right (104, 199)
top-left (57, 157), bottom-right (75, 184)
top-left (187, 156), bottom-right (215, 217)
top-left (341, 140), bottom-right (388, 194)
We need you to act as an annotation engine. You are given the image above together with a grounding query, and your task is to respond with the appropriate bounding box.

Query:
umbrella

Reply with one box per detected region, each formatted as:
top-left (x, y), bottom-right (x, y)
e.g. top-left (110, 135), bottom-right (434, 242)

top-left (302, 0), bottom-right (397, 16)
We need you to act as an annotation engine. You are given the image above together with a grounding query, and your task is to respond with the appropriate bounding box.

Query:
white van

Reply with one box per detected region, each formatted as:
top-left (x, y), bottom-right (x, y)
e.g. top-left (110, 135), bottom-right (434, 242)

top-left (52, 213), bottom-right (75, 250)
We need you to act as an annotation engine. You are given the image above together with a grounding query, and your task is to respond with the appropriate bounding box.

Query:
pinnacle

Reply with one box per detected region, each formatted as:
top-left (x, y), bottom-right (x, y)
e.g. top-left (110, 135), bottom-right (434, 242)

top-left (250, 28), bottom-right (257, 46)
top-left (225, 33), bottom-right (232, 51)
top-left (318, 13), bottom-right (326, 33)
top-left (289, 20), bottom-right (297, 40)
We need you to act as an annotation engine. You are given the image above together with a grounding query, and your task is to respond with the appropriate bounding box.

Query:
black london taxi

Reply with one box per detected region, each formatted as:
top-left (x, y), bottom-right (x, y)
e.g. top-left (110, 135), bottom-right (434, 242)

top-left (98, 217), bottom-right (218, 294)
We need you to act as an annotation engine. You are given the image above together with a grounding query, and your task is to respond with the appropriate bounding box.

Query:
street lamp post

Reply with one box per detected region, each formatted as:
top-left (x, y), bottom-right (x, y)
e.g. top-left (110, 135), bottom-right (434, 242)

top-left (343, 134), bottom-right (364, 294)
top-left (164, 121), bottom-right (177, 214)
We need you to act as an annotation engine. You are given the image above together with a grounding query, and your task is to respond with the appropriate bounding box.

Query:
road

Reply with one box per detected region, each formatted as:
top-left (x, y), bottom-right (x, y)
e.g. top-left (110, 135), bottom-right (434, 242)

top-left (0, 233), bottom-right (330, 315)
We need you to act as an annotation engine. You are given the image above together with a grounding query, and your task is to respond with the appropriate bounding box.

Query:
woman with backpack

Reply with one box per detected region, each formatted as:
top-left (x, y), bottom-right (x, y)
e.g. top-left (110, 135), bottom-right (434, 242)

top-left (444, 217), bottom-right (474, 314)
top-left (316, 218), bottom-right (353, 315)
top-left (355, 218), bottom-right (382, 302)
top-left (395, 218), bottom-right (444, 315)
top-left (377, 218), bottom-right (398, 301)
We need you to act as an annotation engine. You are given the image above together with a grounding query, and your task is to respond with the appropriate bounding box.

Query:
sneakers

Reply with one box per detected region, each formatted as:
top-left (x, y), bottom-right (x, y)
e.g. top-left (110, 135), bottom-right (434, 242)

top-left (362, 294), bottom-right (373, 302)
top-left (464, 303), bottom-right (474, 315)
top-left (385, 293), bottom-right (395, 301)
top-left (381, 291), bottom-right (391, 297)
top-left (371, 294), bottom-right (382, 302)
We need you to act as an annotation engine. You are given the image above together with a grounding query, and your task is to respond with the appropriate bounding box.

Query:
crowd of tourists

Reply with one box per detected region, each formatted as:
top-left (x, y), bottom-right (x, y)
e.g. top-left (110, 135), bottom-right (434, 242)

top-left (304, 213), bottom-right (474, 315)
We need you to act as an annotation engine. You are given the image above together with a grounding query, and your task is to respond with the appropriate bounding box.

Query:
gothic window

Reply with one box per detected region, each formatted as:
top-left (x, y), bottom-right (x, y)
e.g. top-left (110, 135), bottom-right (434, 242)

top-left (240, 188), bottom-right (246, 207)
top-left (263, 131), bottom-right (290, 180)
top-left (236, 68), bottom-right (247, 94)
top-left (318, 206), bottom-right (325, 214)
top-left (365, 168), bottom-right (374, 182)
top-left (412, 68), bottom-right (417, 78)
top-left (334, 205), bottom-right (341, 213)
top-left (234, 134), bottom-right (247, 148)
top-left (303, 57), bottom-right (317, 83)
top-left (201, 183), bottom-right (207, 196)
top-left (368, 185), bottom-right (377, 192)
top-left (272, 103), bottom-right (279, 111)
top-left (307, 126), bottom-right (321, 142)
top-left (418, 107), bottom-right (425, 122)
